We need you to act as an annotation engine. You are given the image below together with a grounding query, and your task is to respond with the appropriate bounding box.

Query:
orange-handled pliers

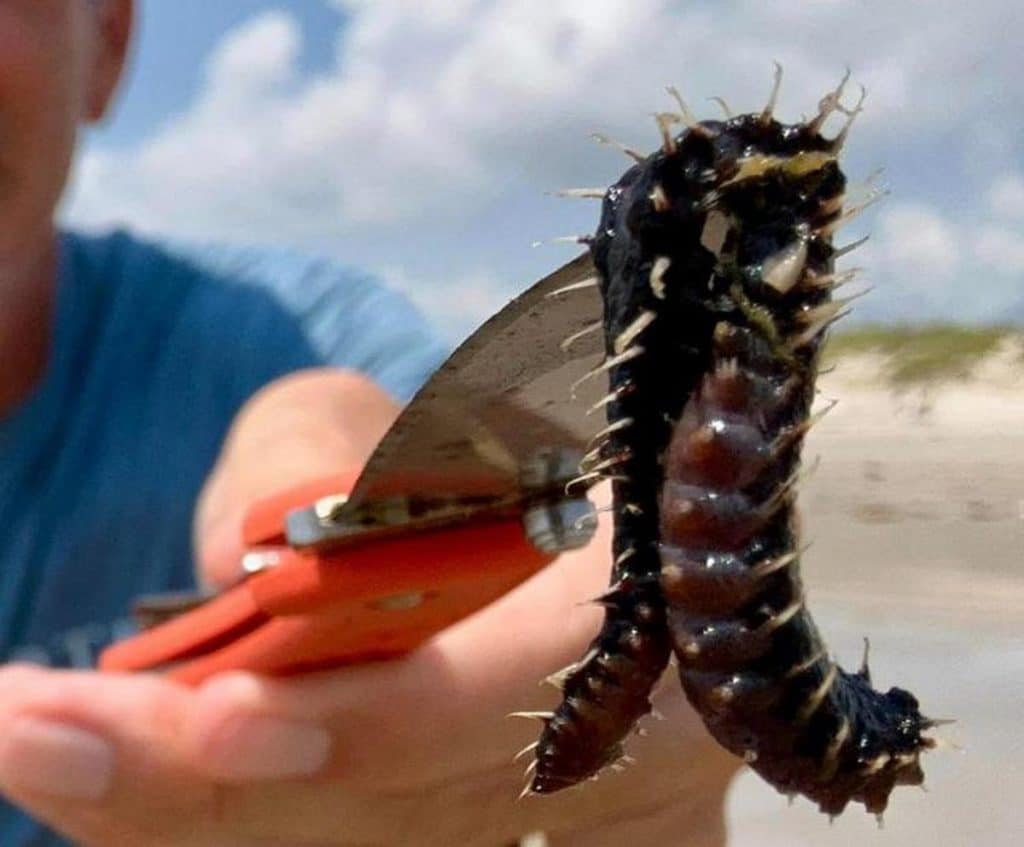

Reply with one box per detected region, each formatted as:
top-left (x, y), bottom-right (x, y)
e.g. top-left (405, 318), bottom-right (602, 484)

top-left (100, 466), bottom-right (595, 685)
top-left (100, 254), bottom-right (607, 685)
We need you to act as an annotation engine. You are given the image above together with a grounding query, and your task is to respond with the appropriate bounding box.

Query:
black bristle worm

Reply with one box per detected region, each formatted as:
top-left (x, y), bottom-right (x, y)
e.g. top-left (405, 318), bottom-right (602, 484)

top-left (520, 69), bottom-right (937, 818)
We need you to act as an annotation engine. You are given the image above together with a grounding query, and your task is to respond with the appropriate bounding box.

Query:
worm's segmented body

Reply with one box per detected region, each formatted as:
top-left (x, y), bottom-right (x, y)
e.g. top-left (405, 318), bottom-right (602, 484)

top-left (523, 71), bottom-right (937, 817)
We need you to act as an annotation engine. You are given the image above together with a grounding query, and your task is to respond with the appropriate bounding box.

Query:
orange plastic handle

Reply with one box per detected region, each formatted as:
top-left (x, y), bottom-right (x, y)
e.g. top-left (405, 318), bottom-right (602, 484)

top-left (100, 475), bottom-right (553, 684)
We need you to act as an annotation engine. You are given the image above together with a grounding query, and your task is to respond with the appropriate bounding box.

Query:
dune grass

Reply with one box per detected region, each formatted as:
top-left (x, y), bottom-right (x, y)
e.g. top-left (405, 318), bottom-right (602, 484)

top-left (822, 325), bottom-right (1020, 385)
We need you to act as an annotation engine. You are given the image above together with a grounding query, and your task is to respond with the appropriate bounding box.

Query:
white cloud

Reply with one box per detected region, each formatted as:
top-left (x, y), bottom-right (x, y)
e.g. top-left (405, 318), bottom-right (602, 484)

top-left (206, 10), bottom-right (299, 100)
top-left (382, 263), bottom-right (509, 340)
top-left (987, 173), bottom-right (1024, 220)
top-left (61, 0), bottom-right (1024, 336)
top-left (974, 226), bottom-right (1024, 274)
top-left (846, 202), bottom-right (961, 322)
top-left (874, 203), bottom-right (963, 285)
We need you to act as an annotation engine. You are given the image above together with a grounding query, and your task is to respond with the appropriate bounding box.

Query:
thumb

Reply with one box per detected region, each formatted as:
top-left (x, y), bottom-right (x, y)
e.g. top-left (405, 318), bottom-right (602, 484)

top-left (194, 369), bottom-right (401, 588)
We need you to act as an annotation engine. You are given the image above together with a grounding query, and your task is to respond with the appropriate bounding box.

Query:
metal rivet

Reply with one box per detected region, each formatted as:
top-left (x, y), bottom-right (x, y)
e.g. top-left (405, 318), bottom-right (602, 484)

top-left (241, 551), bottom-right (283, 575)
top-left (314, 493), bottom-right (350, 523)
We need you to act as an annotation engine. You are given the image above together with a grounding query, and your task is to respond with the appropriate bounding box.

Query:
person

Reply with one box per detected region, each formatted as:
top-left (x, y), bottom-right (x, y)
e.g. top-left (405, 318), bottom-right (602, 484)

top-left (0, 2), bottom-right (739, 845)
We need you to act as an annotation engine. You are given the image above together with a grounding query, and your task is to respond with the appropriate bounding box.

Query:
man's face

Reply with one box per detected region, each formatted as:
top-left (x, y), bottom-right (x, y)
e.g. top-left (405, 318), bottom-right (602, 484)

top-left (0, 1), bottom-right (130, 252)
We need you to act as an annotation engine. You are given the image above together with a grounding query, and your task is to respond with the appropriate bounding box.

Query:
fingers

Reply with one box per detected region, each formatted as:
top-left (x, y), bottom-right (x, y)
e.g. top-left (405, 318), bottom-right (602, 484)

top-left (0, 659), bottom-right (515, 844)
top-left (0, 665), bottom-right (523, 847)
top-left (0, 665), bottom-right (366, 846)
top-left (0, 665), bottom-right (215, 846)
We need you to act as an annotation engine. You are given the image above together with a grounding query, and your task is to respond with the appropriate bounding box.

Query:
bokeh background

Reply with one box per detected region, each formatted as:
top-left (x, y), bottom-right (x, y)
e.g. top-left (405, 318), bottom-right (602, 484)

top-left (60, 2), bottom-right (1023, 844)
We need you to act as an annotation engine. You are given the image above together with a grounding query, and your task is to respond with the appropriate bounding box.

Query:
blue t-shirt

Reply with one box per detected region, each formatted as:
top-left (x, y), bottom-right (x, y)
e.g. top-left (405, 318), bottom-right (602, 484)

top-left (0, 229), bottom-right (447, 845)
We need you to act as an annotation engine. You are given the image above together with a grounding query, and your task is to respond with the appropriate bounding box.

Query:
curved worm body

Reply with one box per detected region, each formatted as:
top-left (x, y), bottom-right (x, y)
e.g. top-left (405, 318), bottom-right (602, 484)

top-left (662, 321), bottom-right (931, 816)
top-left (523, 73), bottom-right (935, 817)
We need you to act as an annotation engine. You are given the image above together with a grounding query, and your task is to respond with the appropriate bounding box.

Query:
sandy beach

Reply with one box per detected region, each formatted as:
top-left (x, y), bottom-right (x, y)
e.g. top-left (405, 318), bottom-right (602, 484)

top-left (726, 345), bottom-right (1024, 845)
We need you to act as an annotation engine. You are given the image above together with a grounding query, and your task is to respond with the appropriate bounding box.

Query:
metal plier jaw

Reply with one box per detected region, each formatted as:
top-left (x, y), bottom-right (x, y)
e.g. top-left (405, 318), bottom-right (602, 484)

top-left (100, 449), bottom-right (597, 685)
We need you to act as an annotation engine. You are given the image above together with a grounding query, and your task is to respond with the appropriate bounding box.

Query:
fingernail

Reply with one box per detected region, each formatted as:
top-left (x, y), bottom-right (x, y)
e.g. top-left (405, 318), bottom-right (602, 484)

top-left (203, 714), bottom-right (331, 780)
top-left (0, 717), bottom-right (115, 800)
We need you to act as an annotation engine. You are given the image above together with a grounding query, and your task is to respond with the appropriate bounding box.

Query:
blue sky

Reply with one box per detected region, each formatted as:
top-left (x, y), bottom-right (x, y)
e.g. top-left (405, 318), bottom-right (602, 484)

top-left (64, 0), bottom-right (1024, 341)
top-left (100, 1), bottom-right (347, 146)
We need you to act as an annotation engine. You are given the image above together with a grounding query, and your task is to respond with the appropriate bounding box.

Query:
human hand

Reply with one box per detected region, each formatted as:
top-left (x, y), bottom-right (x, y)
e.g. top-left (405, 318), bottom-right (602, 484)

top-left (0, 369), bottom-right (738, 846)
